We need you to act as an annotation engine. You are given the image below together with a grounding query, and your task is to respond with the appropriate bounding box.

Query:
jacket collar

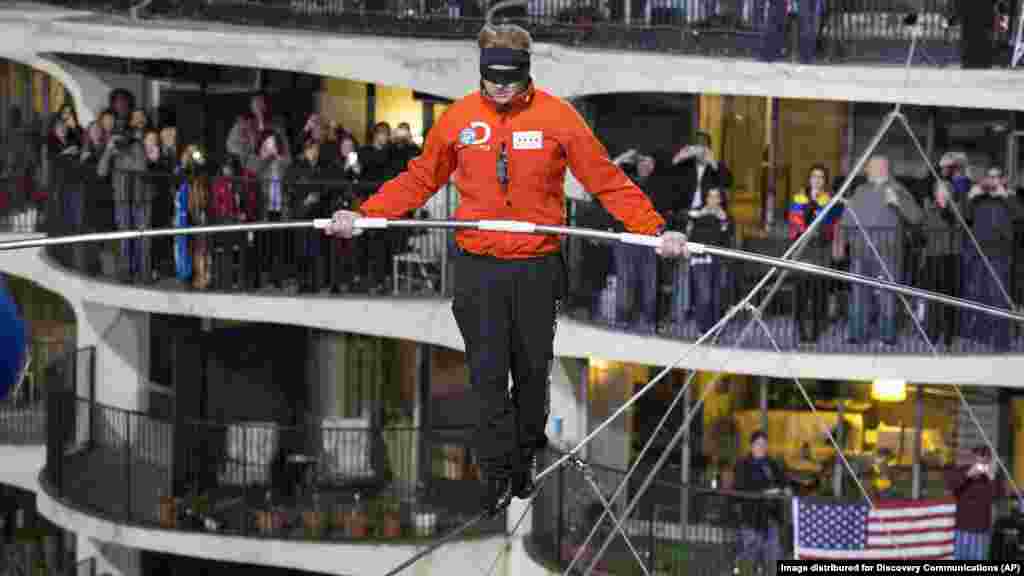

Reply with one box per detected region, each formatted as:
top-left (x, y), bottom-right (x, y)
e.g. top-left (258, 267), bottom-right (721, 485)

top-left (480, 80), bottom-right (536, 113)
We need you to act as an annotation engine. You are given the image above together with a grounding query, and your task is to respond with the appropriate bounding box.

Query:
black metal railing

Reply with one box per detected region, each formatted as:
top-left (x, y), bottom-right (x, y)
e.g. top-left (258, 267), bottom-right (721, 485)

top-left (35, 0), bottom-right (999, 66)
top-left (0, 174), bottom-right (46, 235)
top-left (0, 399), bottom-right (46, 446)
top-left (45, 390), bottom-right (506, 542)
top-left (529, 450), bottom-right (794, 575)
top-left (40, 166), bottom-right (1024, 355)
top-left (529, 448), bottom-right (1024, 572)
top-left (0, 339), bottom-right (88, 447)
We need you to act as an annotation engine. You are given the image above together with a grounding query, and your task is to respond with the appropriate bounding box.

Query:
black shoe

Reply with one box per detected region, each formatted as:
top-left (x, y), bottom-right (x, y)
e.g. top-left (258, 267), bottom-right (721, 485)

top-left (512, 452), bottom-right (538, 499)
top-left (481, 470), bottom-right (512, 517)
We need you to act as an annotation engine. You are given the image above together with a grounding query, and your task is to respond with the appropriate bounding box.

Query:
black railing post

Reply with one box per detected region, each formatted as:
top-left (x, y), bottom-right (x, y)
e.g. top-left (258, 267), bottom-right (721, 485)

top-left (556, 460), bottom-right (564, 564)
top-left (646, 498), bottom-right (655, 572)
top-left (124, 413), bottom-right (132, 520)
top-left (45, 386), bottom-right (61, 495)
top-left (87, 348), bottom-right (96, 448)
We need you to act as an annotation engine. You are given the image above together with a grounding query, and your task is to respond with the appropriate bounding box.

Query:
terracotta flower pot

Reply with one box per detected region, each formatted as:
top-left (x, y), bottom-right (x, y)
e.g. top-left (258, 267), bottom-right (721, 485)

top-left (347, 511), bottom-right (369, 539)
top-left (256, 509), bottom-right (287, 535)
top-left (303, 510), bottom-right (326, 539)
top-left (331, 510), bottom-right (348, 531)
top-left (382, 512), bottom-right (401, 538)
top-left (159, 496), bottom-right (177, 529)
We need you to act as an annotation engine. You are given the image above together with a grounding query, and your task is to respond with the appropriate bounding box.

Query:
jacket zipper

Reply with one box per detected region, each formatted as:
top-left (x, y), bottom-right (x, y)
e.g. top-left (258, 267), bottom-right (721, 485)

top-left (498, 113), bottom-right (511, 208)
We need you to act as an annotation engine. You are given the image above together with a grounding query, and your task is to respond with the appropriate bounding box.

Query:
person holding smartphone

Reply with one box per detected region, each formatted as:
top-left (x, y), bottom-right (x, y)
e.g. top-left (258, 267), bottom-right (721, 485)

top-left (325, 23), bottom-right (689, 516)
top-left (947, 446), bottom-right (1004, 560)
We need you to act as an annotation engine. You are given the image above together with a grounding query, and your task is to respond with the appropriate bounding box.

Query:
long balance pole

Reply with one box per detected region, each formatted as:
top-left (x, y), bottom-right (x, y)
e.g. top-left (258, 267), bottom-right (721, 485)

top-left (1, 217), bottom-right (1021, 324)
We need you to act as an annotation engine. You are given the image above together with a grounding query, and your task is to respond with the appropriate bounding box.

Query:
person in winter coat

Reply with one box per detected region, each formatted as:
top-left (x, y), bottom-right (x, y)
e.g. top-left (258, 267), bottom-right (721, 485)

top-left (835, 156), bottom-right (923, 345)
top-left (686, 187), bottom-right (733, 334)
top-left (289, 139), bottom-right (329, 292)
top-left (611, 149), bottom-right (659, 333)
top-left (918, 175), bottom-right (962, 346)
top-left (946, 446), bottom-right (1004, 560)
top-left (254, 131), bottom-right (293, 289)
top-left (324, 23), bottom-right (688, 516)
top-left (734, 430), bottom-right (790, 576)
top-left (962, 166), bottom-right (1018, 351)
top-left (788, 164), bottom-right (841, 342)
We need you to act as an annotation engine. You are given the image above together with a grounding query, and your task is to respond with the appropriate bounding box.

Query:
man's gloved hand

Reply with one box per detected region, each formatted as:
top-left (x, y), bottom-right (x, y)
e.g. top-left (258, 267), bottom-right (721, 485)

top-left (656, 231), bottom-right (689, 258)
top-left (324, 209), bottom-right (362, 238)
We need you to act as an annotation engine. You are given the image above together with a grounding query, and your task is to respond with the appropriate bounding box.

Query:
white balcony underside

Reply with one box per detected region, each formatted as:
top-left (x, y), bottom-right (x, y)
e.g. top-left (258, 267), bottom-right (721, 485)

top-left (0, 2), bottom-right (1023, 111)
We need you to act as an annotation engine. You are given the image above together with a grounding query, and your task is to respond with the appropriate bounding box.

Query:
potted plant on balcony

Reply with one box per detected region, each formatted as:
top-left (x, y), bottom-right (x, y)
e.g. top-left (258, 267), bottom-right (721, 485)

top-left (346, 507), bottom-right (369, 539)
top-left (185, 492), bottom-right (212, 531)
top-left (336, 493), bottom-right (369, 539)
top-left (371, 495), bottom-right (402, 538)
top-left (255, 491), bottom-right (287, 535)
top-left (303, 493), bottom-right (326, 539)
top-left (158, 489), bottom-right (178, 529)
top-left (414, 508), bottom-right (437, 537)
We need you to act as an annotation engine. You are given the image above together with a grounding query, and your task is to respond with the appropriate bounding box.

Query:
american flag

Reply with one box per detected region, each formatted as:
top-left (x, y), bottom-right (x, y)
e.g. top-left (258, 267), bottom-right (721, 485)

top-left (793, 497), bottom-right (956, 560)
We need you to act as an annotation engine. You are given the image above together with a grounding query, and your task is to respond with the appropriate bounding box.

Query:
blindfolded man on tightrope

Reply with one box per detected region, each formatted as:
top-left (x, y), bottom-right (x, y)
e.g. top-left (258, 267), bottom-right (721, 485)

top-left (325, 23), bottom-right (689, 516)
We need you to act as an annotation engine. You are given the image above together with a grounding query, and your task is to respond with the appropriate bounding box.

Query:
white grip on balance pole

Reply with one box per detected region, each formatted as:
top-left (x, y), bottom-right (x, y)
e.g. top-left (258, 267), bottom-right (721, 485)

top-left (355, 218), bottom-right (389, 229)
top-left (313, 217), bottom-right (387, 231)
top-left (619, 233), bottom-right (662, 247)
top-left (477, 220), bottom-right (537, 233)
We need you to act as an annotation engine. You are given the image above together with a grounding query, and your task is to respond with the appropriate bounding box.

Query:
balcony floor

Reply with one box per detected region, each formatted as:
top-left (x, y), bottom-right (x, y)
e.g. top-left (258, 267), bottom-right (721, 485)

top-left (57, 444), bottom-right (501, 541)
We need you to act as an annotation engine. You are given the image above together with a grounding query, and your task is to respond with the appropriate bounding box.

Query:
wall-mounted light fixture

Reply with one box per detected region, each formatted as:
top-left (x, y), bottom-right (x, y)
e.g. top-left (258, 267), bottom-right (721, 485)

top-left (871, 379), bottom-right (907, 403)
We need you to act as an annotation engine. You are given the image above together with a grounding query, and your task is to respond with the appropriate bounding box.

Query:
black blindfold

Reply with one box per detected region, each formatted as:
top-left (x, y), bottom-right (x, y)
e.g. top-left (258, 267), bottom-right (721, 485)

top-left (480, 47), bottom-right (531, 85)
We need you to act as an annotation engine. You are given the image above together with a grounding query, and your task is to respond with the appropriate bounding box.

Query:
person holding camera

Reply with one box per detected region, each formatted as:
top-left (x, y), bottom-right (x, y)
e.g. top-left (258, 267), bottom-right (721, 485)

top-left (98, 125), bottom-right (152, 283)
top-left (664, 132), bottom-right (732, 213)
top-left (611, 149), bottom-right (659, 333)
top-left (946, 446), bottom-right (1004, 560)
top-left (655, 132), bottom-right (732, 325)
top-left (962, 166), bottom-right (1018, 351)
top-left (834, 156), bottom-right (922, 345)
top-left (687, 187), bottom-right (733, 334)
top-left (789, 164), bottom-right (841, 343)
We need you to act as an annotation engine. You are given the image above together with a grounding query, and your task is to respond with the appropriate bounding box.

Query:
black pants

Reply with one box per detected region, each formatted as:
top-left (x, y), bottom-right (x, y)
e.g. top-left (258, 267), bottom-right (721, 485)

top-left (794, 274), bottom-right (830, 339)
top-left (922, 254), bottom-right (960, 345)
top-left (257, 211), bottom-right (289, 286)
top-left (451, 250), bottom-right (566, 469)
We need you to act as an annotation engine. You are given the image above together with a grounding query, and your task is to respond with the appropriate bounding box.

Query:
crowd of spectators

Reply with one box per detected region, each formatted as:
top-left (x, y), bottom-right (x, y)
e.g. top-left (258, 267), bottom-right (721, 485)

top-left (33, 90), bottom-right (425, 294)
top-left (579, 134), bottom-right (1022, 351)
top-left (1, 86), bottom-right (1021, 351)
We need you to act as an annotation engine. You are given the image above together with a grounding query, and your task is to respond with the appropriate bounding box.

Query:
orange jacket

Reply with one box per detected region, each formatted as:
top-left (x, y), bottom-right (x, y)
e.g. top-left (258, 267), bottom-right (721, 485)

top-left (358, 84), bottom-right (665, 259)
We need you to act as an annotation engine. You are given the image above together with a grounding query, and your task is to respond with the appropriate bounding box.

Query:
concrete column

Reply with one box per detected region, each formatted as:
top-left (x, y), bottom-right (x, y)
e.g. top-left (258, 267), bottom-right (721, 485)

top-left (912, 384), bottom-right (924, 499)
top-left (68, 301), bottom-right (148, 576)
top-left (547, 357), bottom-right (586, 450)
top-left (76, 301), bottom-right (148, 413)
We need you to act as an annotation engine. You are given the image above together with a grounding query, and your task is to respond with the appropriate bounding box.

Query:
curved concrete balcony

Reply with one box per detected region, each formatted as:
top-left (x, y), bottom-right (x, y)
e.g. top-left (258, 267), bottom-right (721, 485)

top-left (35, 390), bottom-right (524, 575)
top-left (0, 168), bottom-right (1016, 386)
top-left (4, 1), bottom-right (1024, 120)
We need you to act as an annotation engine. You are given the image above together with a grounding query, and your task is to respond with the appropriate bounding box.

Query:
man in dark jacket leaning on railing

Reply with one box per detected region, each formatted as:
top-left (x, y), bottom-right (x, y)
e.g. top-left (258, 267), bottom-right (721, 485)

top-left (733, 430), bottom-right (790, 576)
